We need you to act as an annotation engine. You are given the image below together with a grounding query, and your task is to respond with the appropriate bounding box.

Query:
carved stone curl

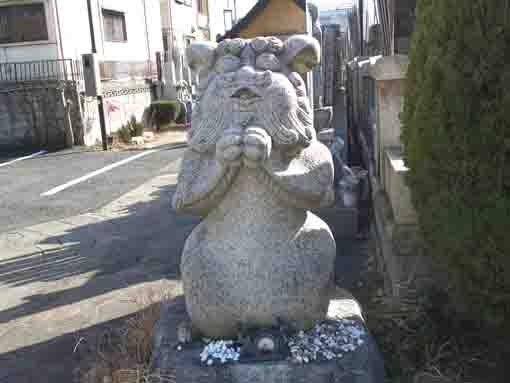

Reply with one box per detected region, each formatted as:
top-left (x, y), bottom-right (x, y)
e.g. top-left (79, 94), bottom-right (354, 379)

top-left (173, 35), bottom-right (336, 339)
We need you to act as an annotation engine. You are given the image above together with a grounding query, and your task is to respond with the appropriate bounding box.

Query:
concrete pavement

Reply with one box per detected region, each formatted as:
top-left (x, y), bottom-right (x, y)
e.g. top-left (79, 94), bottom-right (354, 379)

top-left (0, 144), bottom-right (186, 232)
top-left (0, 166), bottom-right (200, 383)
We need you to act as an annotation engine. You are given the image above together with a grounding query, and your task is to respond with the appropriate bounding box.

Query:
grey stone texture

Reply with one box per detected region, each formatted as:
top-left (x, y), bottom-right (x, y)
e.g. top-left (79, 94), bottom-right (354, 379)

top-left (174, 36), bottom-right (337, 339)
top-left (0, 81), bottom-right (82, 152)
top-left (322, 24), bottom-right (341, 106)
top-left (151, 292), bottom-right (385, 383)
top-left (314, 106), bottom-right (334, 144)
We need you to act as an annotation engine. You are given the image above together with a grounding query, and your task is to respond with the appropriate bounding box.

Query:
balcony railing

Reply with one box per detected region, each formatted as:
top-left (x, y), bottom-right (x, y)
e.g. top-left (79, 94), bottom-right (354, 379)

top-left (0, 59), bottom-right (82, 83)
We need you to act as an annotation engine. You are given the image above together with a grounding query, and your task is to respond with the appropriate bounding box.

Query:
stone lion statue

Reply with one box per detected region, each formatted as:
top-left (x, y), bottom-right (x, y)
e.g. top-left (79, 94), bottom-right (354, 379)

top-left (173, 35), bottom-right (336, 339)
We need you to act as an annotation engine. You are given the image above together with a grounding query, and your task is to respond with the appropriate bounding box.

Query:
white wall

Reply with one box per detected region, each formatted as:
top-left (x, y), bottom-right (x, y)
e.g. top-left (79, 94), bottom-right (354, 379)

top-left (208, 0), bottom-right (229, 41)
top-left (59, 0), bottom-right (163, 63)
top-left (98, 0), bottom-right (161, 62)
top-left (82, 91), bottom-right (152, 146)
top-left (0, 0), bottom-right (163, 64)
top-left (55, 0), bottom-right (91, 61)
top-left (208, 0), bottom-right (258, 42)
top-left (169, 0), bottom-right (197, 37)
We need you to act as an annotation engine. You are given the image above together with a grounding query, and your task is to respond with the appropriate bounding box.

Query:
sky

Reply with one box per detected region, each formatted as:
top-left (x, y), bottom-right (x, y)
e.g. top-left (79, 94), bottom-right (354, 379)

top-left (313, 0), bottom-right (355, 10)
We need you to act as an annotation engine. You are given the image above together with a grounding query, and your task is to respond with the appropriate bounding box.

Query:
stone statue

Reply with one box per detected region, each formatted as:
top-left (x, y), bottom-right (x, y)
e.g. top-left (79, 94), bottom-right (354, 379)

top-left (173, 36), bottom-right (337, 339)
top-left (330, 137), bottom-right (360, 208)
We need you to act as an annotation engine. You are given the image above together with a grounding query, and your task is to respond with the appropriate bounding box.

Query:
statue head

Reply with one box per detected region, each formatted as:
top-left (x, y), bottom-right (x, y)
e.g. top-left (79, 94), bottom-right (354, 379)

top-left (185, 35), bottom-right (321, 154)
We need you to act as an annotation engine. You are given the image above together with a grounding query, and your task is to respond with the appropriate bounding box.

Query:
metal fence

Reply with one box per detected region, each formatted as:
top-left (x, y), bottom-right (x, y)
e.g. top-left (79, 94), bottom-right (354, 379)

top-left (0, 59), bottom-right (82, 83)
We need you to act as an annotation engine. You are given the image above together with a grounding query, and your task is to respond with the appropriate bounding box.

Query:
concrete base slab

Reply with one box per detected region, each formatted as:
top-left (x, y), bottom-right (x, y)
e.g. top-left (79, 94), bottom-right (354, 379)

top-left (151, 292), bottom-right (384, 383)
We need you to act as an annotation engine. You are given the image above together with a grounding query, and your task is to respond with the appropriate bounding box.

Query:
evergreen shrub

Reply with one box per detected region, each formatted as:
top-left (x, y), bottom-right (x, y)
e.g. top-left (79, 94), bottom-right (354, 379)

top-left (401, 0), bottom-right (510, 326)
top-left (147, 100), bottom-right (185, 131)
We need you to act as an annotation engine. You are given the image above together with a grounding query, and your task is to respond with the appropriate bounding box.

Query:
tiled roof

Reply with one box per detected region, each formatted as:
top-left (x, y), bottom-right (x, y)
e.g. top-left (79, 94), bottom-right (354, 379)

top-left (220, 0), bottom-right (307, 41)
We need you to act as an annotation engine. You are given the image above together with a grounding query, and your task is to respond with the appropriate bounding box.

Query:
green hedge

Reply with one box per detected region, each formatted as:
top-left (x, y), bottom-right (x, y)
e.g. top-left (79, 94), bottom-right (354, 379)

top-left (146, 100), bottom-right (185, 131)
top-left (401, 0), bottom-right (510, 326)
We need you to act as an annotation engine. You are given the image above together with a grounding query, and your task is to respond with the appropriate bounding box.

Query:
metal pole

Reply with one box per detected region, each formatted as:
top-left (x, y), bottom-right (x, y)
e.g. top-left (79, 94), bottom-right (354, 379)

top-left (86, 0), bottom-right (97, 53)
top-left (142, 0), bottom-right (151, 66)
top-left (86, 0), bottom-right (108, 151)
top-left (359, 0), bottom-right (364, 57)
top-left (156, 52), bottom-right (162, 82)
top-left (97, 95), bottom-right (108, 151)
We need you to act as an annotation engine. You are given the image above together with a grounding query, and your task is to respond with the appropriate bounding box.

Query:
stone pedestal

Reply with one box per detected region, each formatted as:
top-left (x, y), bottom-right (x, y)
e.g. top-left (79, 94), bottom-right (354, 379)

top-left (314, 106), bottom-right (334, 145)
top-left (151, 292), bottom-right (384, 383)
top-left (368, 55), bottom-right (409, 182)
top-left (362, 55), bottom-right (435, 296)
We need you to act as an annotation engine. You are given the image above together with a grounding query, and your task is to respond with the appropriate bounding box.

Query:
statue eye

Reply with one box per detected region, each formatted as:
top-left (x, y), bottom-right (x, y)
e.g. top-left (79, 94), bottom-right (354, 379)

top-left (216, 55), bottom-right (241, 73)
top-left (255, 53), bottom-right (281, 72)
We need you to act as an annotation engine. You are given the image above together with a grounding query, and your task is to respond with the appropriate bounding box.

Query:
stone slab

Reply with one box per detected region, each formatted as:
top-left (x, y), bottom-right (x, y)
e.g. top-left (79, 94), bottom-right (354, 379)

top-left (368, 55), bottom-right (409, 81)
top-left (151, 293), bottom-right (384, 383)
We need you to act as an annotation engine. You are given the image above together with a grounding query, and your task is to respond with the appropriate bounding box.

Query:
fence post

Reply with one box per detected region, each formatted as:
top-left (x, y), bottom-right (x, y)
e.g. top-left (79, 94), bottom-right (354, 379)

top-left (156, 52), bottom-right (162, 82)
top-left (63, 59), bottom-right (68, 81)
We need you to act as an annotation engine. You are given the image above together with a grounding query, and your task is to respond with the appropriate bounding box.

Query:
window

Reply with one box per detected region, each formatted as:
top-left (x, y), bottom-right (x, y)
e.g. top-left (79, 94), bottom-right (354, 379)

top-left (0, 3), bottom-right (48, 44)
top-left (223, 9), bottom-right (233, 31)
top-left (102, 9), bottom-right (127, 42)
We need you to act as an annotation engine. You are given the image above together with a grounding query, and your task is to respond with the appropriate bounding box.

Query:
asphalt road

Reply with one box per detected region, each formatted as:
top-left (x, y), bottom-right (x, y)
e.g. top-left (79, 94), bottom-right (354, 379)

top-left (0, 145), bottom-right (185, 233)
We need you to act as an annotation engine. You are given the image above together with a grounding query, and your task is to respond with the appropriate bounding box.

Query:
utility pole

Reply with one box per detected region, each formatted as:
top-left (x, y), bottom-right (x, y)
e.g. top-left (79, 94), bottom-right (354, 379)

top-left (86, 0), bottom-right (108, 151)
top-left (359, 0), bottom-right (364, 56)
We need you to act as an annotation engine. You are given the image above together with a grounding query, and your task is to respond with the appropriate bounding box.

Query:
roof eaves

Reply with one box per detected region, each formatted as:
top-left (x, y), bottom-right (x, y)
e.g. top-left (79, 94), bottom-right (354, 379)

top-left (219, 0), bottom-right (307, 41)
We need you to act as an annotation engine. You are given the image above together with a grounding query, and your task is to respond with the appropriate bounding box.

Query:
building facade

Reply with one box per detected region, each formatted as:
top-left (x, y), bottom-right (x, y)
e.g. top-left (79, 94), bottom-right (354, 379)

top-left (0, 0), bottom-right (164, 148)
top-left (0, 0), bottom-right (163, 69)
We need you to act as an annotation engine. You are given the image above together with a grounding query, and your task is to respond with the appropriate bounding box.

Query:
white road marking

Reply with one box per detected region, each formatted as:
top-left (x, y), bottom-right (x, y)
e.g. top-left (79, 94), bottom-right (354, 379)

top-left (41, 149), bottom-right (159, 197)
top-left (0, 150), bottom-right (47, 168)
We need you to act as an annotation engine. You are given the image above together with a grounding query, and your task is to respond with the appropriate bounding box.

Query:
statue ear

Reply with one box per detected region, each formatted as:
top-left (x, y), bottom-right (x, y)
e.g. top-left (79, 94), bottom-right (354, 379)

top-left (186, 41), bottom-right (217, 75)
top-left (308, 2), bottom-right (319, 23)
top-left (282, 35), bottom-right (320, 76)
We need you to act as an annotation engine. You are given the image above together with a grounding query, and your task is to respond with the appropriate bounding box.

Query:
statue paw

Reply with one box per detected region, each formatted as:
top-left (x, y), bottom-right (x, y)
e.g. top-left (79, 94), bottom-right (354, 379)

top-left (216, 133), bottom-right (243, 167)
top-left (242, 127), bottom-right (272, 168)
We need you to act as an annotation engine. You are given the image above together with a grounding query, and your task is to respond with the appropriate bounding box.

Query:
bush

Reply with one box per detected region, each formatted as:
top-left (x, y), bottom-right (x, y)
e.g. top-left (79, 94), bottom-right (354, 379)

top-left (117, 115), bottom-right (144, 143)
top-left (145, 100), bottom-right (185, 131)
top-left (401, 0), bottom-right (510, 327)
top-left (127, 115), bottom-right (144, 137)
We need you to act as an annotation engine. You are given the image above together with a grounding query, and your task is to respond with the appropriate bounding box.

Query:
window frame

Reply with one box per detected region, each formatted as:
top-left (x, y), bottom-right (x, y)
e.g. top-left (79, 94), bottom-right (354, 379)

top-left (102, 8), bottom-right (128, 43)
top-left (0, 2), bottom-right (49, 46)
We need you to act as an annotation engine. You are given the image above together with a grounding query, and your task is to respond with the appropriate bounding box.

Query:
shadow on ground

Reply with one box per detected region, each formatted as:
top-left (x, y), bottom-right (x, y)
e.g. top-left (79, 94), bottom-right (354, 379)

top-left (0, 169), bottom-right (374, 383)
top-left (0, 184), bottom-right (199, 324)
top-left (0, 181), bottom-right (199, 383)
top-left (1, 306), bottom-right (151, 383)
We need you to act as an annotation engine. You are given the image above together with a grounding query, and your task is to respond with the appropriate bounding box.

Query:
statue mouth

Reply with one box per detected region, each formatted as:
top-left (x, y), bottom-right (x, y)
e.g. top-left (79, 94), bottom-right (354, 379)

top-left (231, 87), bottom-right (261, 100)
